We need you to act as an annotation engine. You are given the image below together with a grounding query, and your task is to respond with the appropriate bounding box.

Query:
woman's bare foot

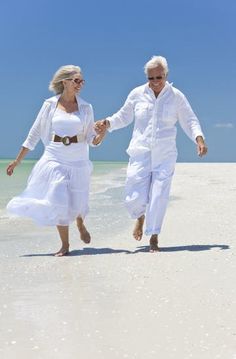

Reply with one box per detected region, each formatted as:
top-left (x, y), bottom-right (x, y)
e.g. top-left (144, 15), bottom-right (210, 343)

top-left (133, 215), bottom-right (145, 241)
top-left (56, 225), bottom-right (69, 256)
top-left (77, 218), bottom-right (91, 244)
top-left (149, 235), bottom-right (160, 253)
top-left (54, 246), bottom-right (69, 257)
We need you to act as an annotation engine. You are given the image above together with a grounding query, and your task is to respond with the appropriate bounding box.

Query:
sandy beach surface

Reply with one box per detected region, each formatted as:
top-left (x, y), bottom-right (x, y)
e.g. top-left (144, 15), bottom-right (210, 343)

top-left (0, 163), bottom-right (236, 359)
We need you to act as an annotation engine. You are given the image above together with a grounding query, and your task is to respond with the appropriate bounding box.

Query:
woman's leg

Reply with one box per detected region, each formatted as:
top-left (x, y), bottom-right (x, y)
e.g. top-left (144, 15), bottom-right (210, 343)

top-left (55, 225), bottom-right (70, 257)
top-left (76, 217), bottom-right (91, 244)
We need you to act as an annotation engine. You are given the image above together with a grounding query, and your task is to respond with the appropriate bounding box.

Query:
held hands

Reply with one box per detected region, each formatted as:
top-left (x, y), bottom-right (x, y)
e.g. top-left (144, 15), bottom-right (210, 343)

top-left (196, 136), bottom-right (208, 157)
top-left (92, 119), bottom-right (109, 145)
top-left (94, 119), bottom-right (110, 135)
top-left (6, 160), bottom-right (19, 176)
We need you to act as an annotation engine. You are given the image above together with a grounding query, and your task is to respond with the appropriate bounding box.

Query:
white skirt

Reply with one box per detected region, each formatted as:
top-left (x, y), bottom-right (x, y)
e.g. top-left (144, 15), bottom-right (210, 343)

top-left (7, 155), bottom-right (93, 226)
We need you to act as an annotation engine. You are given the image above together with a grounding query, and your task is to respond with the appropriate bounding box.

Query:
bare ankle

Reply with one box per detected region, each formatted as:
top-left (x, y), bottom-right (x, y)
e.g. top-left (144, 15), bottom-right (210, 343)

top-left (138, 215), bottom-right (145, 223)
top-left (76, 217), bottom-right (84, 230)
top-left (133, 215), bottom-right (145, 241)
top-left (149, 235), bottom-right (159, 252)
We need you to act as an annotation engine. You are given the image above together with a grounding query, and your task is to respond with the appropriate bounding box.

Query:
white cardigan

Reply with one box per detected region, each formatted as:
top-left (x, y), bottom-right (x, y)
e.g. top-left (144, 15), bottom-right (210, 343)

top-left (22, 94), bottom-right (95, 150)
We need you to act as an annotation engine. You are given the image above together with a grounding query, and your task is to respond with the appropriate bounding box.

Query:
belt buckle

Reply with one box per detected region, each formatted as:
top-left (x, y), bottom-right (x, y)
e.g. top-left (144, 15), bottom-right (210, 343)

top-left (62, 136), bottom-right (71, 146)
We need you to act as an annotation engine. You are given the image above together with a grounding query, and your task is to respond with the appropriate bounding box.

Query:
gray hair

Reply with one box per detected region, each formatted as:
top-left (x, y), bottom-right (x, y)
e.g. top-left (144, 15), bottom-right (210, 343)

top-left (49, 65), bottom-right (82, 94)
top-left (144, 56), bottom-right (169, 76)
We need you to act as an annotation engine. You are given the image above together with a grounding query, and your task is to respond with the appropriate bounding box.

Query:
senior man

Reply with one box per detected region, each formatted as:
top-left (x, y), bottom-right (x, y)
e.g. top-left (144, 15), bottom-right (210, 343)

top-left (96, 55), bottom-right (207, 252)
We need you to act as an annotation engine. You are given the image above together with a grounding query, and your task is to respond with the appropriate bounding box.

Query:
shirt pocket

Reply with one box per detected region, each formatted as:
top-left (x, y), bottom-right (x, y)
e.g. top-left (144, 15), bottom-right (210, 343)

top-left (134, 103), bottom-right (151, 121)
top-left (162, 103), bottom-right (177, 126)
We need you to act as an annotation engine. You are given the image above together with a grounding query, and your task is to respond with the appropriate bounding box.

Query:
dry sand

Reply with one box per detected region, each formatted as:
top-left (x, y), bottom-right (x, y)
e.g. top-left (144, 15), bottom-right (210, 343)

top-left (0, 163), bottom-right (236, 359)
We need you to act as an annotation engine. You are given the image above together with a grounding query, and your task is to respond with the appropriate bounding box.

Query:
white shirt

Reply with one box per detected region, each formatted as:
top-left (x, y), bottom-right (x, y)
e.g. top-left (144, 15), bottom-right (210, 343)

top-left (107, 82), bottom-right (204, 157)
top-left (22, 94), bottom-right (97, 153)
top-left (44, 108), bottom-right (92, 162)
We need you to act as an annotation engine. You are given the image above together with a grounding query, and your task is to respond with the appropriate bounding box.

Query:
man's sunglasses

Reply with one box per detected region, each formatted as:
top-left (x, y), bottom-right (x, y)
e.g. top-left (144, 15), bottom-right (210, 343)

top-left (148, 76), bottom-right (164, 80)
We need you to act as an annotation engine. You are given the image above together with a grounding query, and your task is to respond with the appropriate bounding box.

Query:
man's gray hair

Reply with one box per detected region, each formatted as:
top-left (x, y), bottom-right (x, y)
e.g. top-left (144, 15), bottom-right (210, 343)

top-left (144, 56), bottom-right (169, 75)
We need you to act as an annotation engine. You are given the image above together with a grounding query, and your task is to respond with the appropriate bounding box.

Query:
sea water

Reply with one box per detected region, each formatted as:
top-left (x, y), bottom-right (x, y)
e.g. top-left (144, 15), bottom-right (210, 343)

top-left (0, 160), bottom-right (132, 246)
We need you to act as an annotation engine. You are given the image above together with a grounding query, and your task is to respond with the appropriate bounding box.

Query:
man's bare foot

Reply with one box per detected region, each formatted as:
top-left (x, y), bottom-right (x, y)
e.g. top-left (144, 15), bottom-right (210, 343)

top-left (149, 235), bottom-right (160, 253)
top-left (77, 218), bottom-right (91, 244)
top-left (133, 215), bottom-right (145, 241)
top-left (79, 225), bottom-right (91, 244)
top-left (54, 246), bottom-right (69, 257)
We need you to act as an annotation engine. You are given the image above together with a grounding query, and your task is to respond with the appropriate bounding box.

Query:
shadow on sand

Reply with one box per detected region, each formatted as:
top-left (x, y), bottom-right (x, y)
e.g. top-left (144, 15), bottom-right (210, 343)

top-left (20, 247), bottom-right (132, 257)
top-left (20, 244), bottom-right (230, 257)
top-left (133, 244), bottom-right (230, 253)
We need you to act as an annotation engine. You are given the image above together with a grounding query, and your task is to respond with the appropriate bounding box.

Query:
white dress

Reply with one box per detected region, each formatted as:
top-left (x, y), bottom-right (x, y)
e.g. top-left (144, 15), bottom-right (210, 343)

top-left (7, 108), bottom-right (94, 226)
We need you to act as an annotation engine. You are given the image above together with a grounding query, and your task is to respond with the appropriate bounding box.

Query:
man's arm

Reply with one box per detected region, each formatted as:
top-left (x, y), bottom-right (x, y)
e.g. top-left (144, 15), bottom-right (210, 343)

top-left (95, 93), bottom-right (135, 133)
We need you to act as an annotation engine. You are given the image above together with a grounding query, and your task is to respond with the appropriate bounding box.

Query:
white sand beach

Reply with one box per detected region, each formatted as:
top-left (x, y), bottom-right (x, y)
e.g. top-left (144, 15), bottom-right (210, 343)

top-left (0, 163), bottom-right (236, 359)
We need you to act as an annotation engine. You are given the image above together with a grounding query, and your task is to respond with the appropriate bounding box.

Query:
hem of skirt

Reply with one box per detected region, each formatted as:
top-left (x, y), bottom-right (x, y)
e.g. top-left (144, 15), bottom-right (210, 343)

top-left (7, 210), bottom-right (89, 227)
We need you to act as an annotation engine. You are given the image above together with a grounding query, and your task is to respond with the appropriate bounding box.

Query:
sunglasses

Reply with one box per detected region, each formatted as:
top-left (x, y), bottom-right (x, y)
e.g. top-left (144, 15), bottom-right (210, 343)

top-left (148, 76), bottom-right (164, 80)
top-left (66, 78), bottom-right (85, 85)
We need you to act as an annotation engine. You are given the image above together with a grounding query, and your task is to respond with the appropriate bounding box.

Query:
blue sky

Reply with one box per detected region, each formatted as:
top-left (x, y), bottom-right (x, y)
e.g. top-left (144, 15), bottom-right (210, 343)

top-left (0, 0), bottom-right (235, 162)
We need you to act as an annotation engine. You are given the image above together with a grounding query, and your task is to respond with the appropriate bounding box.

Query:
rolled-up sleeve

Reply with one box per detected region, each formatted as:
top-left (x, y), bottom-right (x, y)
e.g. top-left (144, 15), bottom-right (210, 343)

top-left (177, 94), bottom-right (204, 143)
top-left (22, 102), bottom-right (48, 150)
top-left (107, 93), bottom-right (135, 132)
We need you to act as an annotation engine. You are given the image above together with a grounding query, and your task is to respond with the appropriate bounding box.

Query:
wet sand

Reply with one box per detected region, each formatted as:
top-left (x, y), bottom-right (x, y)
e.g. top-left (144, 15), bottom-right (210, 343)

top-left (0, 163), bottom-right (236, 359)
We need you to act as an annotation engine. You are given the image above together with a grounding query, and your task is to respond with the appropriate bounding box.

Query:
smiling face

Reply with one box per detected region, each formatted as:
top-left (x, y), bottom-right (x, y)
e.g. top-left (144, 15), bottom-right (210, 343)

top-left (147, 66), bottom-right (167, 96)
top-left (62, 74), bottom-right (85, 94)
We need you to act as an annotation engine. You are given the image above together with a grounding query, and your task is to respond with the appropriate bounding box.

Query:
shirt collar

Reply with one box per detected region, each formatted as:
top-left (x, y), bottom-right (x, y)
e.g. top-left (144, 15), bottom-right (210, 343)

top-left (46, 94), bottom-right (90, 107)
top-left (144, 81), bottom-right (173, 98)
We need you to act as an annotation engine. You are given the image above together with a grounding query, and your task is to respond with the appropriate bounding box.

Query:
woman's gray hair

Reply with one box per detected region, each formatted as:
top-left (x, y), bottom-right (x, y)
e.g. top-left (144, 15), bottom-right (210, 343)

top-left (49, 65), bottom-right (82, 94)
top-left (144, 56), bottom-right (169, 76)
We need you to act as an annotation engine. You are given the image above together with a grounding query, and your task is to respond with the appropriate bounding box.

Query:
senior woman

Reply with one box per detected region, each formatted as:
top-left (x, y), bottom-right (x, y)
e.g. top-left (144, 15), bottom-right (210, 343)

top-left (96, 55), bottom-right (207, 252)
top-left (6, 65), bottom-right (106, 256)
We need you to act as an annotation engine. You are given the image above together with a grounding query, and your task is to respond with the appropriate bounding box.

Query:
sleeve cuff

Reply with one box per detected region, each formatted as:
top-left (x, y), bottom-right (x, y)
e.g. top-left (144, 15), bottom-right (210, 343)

top-left (106, 116), bottom-right (115, 132)
top-left (22, 140), bottom-right (34, 151)
top-left (194, 132), bottom-right (205, 143)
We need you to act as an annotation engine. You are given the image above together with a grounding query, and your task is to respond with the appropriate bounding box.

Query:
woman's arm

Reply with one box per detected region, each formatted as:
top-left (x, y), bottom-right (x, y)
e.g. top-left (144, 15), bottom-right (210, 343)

top-left (6, 146), bottom-right (30, 176)
top-left (85, 104), bottom-right (107, 146)
top-left (6, 101), bottom-right (49, 176)
top-left (92, 126), bottom-right (107, 145)
top-left (22, 101), bottom-right (49, 150)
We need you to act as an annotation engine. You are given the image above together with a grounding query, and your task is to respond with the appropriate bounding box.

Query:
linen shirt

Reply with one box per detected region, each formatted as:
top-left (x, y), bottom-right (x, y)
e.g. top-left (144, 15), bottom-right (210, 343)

top-left (22, 94), bottom-right (97, 151)
top-left (107, 81), bottom-right (204, 157)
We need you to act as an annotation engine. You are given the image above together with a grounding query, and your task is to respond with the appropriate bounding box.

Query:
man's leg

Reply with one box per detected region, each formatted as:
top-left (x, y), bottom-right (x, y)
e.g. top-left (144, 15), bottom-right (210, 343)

top-left (125, 155), bottom-right (151, 241)
top-left (145, 160), bottom-right (176, 249)
top-left (149, 234), bottom-right (159, 252)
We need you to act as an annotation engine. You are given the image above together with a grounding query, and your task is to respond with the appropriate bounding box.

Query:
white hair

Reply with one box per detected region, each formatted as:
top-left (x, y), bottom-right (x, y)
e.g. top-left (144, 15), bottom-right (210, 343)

top-left (144, 56), bottom-right (169, 75)
top-left (49, 65), bottom-right (82, 94)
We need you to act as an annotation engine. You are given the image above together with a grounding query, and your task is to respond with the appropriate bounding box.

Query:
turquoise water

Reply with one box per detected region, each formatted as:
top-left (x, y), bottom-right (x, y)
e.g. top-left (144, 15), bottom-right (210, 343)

top-left (0, 160), bottom-right (127, 206)
top-left (0, 160), bottom-right (132, 241)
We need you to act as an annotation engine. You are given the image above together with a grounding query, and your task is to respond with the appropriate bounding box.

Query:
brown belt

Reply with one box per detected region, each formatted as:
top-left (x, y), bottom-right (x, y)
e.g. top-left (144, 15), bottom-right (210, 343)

top-left (52, 134), bottom-right (78, 146)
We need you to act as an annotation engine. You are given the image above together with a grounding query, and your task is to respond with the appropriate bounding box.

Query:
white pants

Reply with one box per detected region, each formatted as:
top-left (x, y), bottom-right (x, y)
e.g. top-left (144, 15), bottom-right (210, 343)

top-left (125, 150), bottom-right (177, 235)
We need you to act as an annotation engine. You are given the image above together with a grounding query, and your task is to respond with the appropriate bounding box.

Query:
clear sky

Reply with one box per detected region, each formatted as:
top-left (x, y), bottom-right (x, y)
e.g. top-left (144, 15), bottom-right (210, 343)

top-left (1, 0), bottom-right (235, 162)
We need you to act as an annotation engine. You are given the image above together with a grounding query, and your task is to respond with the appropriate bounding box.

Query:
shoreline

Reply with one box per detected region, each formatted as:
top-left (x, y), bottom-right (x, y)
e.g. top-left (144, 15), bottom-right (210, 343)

top-left (0, 163), bottom-right (236, 358)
